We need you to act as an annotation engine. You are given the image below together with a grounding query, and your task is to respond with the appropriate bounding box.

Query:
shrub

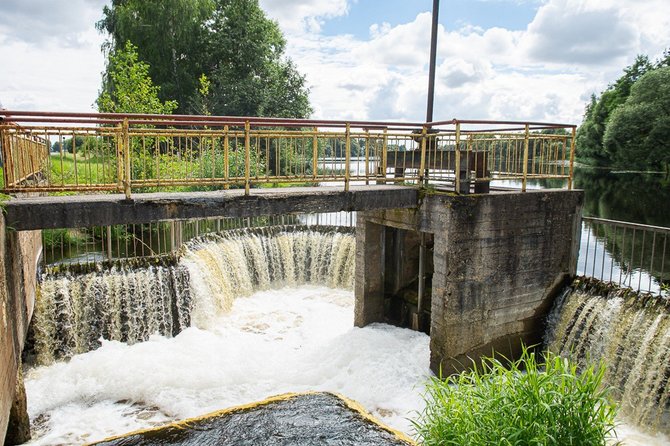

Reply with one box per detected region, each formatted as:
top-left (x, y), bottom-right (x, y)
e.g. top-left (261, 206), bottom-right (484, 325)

top-left (412, 347), bottom-right (618, 446)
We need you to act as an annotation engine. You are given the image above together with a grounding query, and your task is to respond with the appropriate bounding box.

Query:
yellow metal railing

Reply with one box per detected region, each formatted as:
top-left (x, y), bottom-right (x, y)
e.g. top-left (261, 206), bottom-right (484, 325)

top-left (0, 111), bottom-right (576, 197)
top-left (0, 124), bottom-right (51, 188)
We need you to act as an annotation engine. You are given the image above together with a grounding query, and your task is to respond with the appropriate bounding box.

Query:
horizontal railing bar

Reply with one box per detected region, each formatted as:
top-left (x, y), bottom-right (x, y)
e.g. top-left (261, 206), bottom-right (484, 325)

top-left (583, 216), bottom-right (670, 234)
top-left (429, 118), bottom-right (577, 128)
top-left (0, 110), bottom-right (426, 129)
top-left (2, 110), bottom-right (577, 131)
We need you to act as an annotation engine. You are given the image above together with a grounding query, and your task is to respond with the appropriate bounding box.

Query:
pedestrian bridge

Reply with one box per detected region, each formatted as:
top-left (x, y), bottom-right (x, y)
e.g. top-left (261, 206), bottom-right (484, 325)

top-left (0, 110), bottom-right (575, 201)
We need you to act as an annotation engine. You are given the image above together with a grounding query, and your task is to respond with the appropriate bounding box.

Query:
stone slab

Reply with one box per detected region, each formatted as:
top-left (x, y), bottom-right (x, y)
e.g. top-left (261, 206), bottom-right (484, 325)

top-left (91, 392), bottom-right (415, 446)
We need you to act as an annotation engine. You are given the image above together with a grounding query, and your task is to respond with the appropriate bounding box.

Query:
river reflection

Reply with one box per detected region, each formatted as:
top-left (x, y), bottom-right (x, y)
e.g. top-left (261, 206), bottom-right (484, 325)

top-left (574, 167), bottom-right (670, 227)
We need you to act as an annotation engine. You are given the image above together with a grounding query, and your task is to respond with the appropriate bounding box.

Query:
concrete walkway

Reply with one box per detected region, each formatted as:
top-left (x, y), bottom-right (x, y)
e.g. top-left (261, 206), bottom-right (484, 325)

top-left (4, 185), bottom-right (418, 230)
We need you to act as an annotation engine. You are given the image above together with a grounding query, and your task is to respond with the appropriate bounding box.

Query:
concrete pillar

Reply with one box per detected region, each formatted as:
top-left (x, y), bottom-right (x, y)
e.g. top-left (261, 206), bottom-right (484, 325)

top-left (1, 220), bottom-right (40, 444)
top-left (354, 219), bottom-right (385, 326)
top-left (427, 191), bottom-right (583, 374)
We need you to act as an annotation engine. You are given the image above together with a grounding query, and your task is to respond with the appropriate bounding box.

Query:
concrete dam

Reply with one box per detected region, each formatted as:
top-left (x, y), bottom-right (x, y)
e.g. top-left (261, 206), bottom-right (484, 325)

top-left (3, 111), bottom-right (670, 444)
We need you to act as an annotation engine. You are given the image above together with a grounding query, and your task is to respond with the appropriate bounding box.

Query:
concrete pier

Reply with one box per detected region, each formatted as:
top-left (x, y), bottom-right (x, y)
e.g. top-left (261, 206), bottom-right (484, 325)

top-left (355, 189), bottom-right (583, 374)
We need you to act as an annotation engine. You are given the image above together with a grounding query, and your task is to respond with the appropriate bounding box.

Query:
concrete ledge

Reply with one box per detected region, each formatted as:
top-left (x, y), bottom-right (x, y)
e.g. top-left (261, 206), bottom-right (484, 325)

top-left (4, 185), bottom-right (419, 230)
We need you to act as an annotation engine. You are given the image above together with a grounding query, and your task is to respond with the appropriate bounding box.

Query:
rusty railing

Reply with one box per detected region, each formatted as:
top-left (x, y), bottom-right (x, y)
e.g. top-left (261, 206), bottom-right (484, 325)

top-left (0, 111), bottom-right (576, 197)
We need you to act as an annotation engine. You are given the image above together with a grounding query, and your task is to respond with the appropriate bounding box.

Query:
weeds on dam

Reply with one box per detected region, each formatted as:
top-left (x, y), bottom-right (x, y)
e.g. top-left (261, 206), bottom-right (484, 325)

top-left (412, 346), bottom-right (618, 446)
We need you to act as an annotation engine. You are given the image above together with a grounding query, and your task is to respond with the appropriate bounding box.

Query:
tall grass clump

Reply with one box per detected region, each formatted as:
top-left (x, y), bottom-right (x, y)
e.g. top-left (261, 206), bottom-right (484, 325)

top-left (413, 347), bottom-right (617, 446)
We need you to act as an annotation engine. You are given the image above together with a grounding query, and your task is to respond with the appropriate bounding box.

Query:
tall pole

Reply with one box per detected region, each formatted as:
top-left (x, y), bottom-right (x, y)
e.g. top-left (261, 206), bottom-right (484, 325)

top-left (426, 0), bottom-right (440, 123)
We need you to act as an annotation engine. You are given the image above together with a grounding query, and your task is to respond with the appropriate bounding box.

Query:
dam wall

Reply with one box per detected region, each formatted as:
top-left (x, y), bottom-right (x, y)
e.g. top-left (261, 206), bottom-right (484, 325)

top-left (355, 189), bottom-right (584, 374)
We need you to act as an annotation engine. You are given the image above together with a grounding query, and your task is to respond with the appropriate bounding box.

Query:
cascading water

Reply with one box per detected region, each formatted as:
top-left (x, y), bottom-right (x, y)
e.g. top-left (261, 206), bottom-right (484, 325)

top-left (31, 261), bottom-right (191, 365)
top-left (180, 226), bottom-right (355, 327)
top-left (546, 279), bottom-right (670, 431)
top-left (31, 226), bottom-right (356, 364)
top-left (24, 229), bottom-right (670, 446)
top-left (25, 226), bottom-right (404, 446)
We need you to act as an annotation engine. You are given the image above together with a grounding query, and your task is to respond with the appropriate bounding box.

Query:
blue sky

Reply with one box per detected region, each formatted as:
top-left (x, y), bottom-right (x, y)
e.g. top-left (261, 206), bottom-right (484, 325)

top-left (0, 0), bottom-right (668, 124)
top-left (321, 0), bottom-right (540, 38)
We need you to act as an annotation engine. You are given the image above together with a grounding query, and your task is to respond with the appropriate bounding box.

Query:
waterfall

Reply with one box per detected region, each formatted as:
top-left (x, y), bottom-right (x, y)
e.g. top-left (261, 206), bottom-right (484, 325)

top-left (546, 279), bottom-right (670, 430)
top-left (32, 226), bottom-right (356, 365)
top-left (31, 261), bottom-right (192, 365)
top-left (181, 226), bottom-right (356, 327)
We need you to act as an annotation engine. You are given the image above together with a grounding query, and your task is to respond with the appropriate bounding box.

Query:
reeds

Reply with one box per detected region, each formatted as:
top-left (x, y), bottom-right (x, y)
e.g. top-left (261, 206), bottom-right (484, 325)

top-left (412, 346), bottom-right (618, 445)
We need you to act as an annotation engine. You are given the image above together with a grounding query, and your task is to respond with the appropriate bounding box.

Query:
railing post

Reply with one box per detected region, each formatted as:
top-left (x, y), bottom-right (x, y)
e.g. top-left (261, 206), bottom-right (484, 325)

top-left (568, 126), bottom-right (576, 190)
top-left (364, 129), bottom-right (370, 185)
top-left (345, 123), bottom-right (351, 192)
top-left (244, 120), bottom-right (251, 195)
top-left (522, 123), bottom-right (530, 192)
top-left (454, 122), bottom-right (461, 193)
top-left (312, 126), bottom-right (318, 180)
top-left (418, 125), bottom-right (428, 187)
top-left (0, 127), bottom-right (12, 188)
top-left (122, 118), bottom-right (131, 199)
top-left (223, 125), bottom-right (229, 189)
top-left (106, 226), bottom-right (113, 261)
top-left (115, 126), bottom-right (124, 193)
top-left (380, 128), bottom-right (388, 185)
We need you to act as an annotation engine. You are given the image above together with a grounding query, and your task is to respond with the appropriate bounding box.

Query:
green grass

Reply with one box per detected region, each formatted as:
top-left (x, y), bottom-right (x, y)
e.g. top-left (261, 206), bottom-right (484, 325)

top-left (49, 152), bottom-right (116, 185)
top-left (42, 228), bottom-right (89, 251)
top-left (412, 346), bottom-right (618, 446)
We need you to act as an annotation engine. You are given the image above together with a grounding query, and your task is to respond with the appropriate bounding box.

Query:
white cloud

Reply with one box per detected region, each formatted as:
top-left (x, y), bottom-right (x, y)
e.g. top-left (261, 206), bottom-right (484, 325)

top-left (0, 1), bottom-right (107, 111)
top-left (523, 0), bottom-right (637, 65)
top-left (259, 0), bottom-right (351, 34)
top-left (1, 0), bottom-right (669, 124)
top-left (269, 0), bottom-right (670, 124)
top-left (0, 0), bottom-right (107, 47)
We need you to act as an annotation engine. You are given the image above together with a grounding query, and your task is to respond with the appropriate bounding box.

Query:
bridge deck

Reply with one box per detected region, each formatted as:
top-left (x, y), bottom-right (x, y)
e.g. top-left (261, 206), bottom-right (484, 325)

top-left (5, 185), bottom-right (419, 230)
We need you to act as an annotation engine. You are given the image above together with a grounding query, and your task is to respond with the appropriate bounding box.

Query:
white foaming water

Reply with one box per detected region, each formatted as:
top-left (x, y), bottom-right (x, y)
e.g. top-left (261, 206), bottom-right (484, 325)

top-left (24, 285), bottom-right (670, 446)
top-left (24, 286), bottom-right (429, 445)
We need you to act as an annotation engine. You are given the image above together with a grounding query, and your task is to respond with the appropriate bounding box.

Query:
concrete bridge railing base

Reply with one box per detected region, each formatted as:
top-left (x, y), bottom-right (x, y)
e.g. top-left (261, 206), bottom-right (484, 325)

top-left (355, 189), bottom-right (584, 375)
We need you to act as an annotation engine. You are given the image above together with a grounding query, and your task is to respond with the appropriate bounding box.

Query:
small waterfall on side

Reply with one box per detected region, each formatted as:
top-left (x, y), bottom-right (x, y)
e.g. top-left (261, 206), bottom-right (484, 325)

top-left (31, 261), bottom-right (192, 365)
top-left (546, 279), bottom-right (670, 430)
top-left (32, 226), bottom-right (356, 365)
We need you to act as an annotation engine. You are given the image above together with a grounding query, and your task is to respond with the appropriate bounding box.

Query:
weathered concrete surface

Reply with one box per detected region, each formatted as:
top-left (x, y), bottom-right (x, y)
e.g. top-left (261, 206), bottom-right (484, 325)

top-left (0, 215), bottom-right (41, 444)
top-left (4, 185), bottom-right (419, 230)
top-left (354, 221), bottom-right (386, 326)
top-left (92, 393), bottom-right (415, 446)
top-left (356, 189), bottom-right (583, 374)
top-left (4, 368), bottom-right (30, 445)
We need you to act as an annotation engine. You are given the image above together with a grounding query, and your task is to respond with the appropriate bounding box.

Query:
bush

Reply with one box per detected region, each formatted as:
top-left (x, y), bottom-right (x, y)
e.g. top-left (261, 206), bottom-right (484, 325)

top-left (412, 347), bottom-right (617, 446)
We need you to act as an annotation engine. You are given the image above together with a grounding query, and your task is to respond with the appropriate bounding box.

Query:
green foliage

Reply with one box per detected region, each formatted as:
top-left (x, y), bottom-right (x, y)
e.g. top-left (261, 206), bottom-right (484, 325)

top-left (49, 153), bottom-right (116, 185)
top-left (413, 347), bottom-right (617, 446)
top-left (576, 52), bottom-right (669, 171)
top-left (603, 67), bottom-right (670, 172)
top-left (97, 0), bottom-right (213, 110)
top-left (198, 145), bottom-right (265, 181)
top-left (42, 229), bottom-right (89, 251)
top-left (97, 0), bottom-right (311, 118)
top-left (51, 136), bottom-right (111, 157)
top-left (97, 41), bottom-right (178, 114)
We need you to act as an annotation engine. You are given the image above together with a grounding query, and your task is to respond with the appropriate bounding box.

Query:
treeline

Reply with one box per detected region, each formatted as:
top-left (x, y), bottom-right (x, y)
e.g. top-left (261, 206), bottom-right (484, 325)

top-left (96, 0), bottom-right (311, 119)
top-left (576, 50), bottom-right (670, 173)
